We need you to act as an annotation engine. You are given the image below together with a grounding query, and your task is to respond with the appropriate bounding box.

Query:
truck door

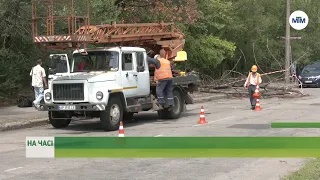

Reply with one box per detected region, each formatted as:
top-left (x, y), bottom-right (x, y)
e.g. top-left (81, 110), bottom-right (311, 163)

top-left (134, 51), bottom-right (150, 97)
top-left (121, 52), bottom-right (138, 98)
top-left (48, 54), bottom-right (70, 86)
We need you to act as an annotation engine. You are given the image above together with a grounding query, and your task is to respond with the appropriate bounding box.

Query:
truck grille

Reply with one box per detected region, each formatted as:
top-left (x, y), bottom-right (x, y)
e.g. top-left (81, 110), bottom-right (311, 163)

top-left (53, 83), bottom-right (84, 101)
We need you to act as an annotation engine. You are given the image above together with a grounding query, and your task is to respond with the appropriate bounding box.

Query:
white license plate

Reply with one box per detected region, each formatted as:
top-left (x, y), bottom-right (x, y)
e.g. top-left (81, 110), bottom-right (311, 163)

top-left (305, 81), bottom-right (312, 83)
top-left (58, 105), bottom-right (76, 110)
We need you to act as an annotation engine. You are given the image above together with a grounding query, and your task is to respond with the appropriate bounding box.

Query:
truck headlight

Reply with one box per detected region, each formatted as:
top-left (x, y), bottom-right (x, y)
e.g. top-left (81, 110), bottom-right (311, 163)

top-left (96, 91), bottom-right (103, 100)
top-left (45, 92), bottom-right (51, 100)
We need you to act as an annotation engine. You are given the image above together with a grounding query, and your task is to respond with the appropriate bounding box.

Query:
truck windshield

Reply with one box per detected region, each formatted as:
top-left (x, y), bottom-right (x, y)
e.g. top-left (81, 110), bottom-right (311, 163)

top-left (72, 51), bottom-right (119, 72)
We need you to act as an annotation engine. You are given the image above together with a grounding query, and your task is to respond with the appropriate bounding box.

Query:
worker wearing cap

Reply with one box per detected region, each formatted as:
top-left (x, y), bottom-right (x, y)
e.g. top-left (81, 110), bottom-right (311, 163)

top-left (244, 65), bottom-right (262, 110)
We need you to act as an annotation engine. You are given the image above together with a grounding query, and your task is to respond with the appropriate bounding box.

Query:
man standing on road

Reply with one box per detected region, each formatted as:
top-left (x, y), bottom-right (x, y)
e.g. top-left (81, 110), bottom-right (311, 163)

top-left (30, 59), bottom-right (48, 110)
top-left (147, 49), bottom-right (174, 110)
top-left (244, 65), bottom-right (262, 110)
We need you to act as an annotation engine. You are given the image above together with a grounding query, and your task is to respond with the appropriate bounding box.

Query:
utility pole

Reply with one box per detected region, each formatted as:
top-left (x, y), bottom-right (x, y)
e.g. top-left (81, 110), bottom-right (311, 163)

top-left (285, 0), bottom-right (291, 84)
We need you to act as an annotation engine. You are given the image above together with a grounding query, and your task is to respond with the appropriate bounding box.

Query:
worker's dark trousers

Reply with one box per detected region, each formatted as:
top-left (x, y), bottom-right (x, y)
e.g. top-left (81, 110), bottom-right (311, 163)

top-left (248, 85), bottom-right (256, 107)
top-left (156, 78), bottom-right (174, 106)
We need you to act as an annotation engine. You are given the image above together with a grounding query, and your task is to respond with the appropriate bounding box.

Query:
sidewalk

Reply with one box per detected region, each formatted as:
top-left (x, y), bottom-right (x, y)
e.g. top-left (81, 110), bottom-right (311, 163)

top-left (0, 92), bottom-right (227, 132)
top-left (0, 106), bottom-right (48, 131)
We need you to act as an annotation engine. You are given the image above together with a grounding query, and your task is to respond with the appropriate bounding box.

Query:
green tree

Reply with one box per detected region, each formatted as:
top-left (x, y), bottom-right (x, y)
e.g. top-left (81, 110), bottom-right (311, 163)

top-left (185, 0), bottom-right (236, 77)
top-left (0, 0), bottom-right (45, 100)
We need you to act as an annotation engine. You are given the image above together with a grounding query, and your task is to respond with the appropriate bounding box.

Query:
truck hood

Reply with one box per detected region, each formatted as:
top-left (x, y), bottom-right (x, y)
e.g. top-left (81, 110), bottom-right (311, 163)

top-left (53, 71), bottom-right (116, 82)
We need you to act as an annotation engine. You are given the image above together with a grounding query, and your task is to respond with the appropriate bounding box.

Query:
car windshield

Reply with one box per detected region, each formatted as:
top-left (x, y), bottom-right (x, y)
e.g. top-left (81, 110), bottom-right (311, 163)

top-left (72, 51), bottom-right (119, 72)
top-left (301, 66), bottom-right (320, 74)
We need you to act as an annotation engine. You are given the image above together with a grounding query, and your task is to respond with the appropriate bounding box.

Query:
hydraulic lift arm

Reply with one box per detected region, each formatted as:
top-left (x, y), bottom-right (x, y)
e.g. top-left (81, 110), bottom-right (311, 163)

top-left (31, 0), bottom-right (185, 59)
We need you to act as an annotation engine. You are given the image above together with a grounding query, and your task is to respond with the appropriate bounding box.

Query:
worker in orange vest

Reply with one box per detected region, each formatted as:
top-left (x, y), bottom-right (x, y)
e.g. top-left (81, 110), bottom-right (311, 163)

top-left (147, 49), bottom-right (174, 110)
top-left (244, 65), bottom-right (262, 110)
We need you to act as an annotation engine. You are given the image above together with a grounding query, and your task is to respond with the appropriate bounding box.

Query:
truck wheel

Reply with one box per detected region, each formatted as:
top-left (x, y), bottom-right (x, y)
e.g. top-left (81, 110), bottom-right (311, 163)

top-left (157, 89), bottom-right (184, 119)
top-left (123, 112), bottom-right (134, 122)
top-left (100, 96), bottom-right (123, 131)
top-left (48, 112), bottom-right (71, 128)
top-left (168, 89), bottom-right (184, 119)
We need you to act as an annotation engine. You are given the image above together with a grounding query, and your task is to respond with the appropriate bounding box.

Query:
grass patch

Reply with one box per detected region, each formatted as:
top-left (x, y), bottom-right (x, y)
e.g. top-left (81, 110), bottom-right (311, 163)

top-left (282, 158), bottom-right (320, 180)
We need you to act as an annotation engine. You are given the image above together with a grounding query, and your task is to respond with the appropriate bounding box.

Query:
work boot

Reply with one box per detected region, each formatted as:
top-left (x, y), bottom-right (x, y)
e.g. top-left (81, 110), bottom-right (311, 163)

top-left (251, 105), bottom-right (255, 110)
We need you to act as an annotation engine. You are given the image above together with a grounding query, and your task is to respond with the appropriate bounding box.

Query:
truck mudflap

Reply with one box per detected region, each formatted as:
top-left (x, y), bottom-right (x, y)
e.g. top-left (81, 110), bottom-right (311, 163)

top-left (40, 103), bottom-right (106, 111)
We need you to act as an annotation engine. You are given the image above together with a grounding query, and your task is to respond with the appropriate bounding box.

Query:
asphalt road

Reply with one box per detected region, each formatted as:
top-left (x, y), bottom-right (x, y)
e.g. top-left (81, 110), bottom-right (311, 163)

top-left (1, 88), bottom-right (320, 180)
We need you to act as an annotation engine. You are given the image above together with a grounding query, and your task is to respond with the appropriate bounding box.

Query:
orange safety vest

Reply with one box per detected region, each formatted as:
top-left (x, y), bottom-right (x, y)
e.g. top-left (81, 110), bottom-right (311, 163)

top-left (247, 72), bottom-right (261, 85)
top-left (154, 58), bottom-right (173, 81)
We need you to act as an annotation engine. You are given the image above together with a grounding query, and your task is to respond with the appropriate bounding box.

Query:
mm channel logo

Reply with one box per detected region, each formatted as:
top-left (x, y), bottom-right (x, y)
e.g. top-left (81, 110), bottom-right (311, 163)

top-left (289, 10), bottom-right (308, 30)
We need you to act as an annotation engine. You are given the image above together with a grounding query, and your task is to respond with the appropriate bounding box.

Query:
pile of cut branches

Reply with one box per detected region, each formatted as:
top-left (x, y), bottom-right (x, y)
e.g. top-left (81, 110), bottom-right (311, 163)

top-left (199, 82), bottom-right (305, 99)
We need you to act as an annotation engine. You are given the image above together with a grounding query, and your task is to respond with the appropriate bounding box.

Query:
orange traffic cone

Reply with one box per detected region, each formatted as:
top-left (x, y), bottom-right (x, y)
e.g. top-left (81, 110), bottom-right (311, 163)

top-left (255, 98), bottom-right (261, 111)
top-left (198, 106), bottom-right (208, 124)
top-left (253, 85), bottom-right (260, 99)
top-left (119, 121), bottom-right (124, 137)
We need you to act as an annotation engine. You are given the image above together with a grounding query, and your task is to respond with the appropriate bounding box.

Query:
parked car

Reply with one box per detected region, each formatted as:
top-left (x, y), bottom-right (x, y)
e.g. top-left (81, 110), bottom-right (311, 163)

top-left (298, 62), bottom-right (320, 87)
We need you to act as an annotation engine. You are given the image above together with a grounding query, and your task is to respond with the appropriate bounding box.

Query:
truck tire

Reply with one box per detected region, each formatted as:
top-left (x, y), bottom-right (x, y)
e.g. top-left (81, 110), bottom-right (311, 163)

top-left (48, 112), bottom-right (71, 128)
top-left (168, 89), bottom-right (184, 119)
top-left (157, 89), bottom-right (183, 119)
top-left (100, 96), bottom-right (123, 131)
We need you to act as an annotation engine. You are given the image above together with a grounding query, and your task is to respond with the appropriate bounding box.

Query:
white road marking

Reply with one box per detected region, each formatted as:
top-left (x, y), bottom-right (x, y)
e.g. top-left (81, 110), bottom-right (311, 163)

top-left (154, 134), bottom-right (163, 137)
top-left (192, 116), bottom-right (236, 127)
top-left (4, 167), bottom-right (23, 172)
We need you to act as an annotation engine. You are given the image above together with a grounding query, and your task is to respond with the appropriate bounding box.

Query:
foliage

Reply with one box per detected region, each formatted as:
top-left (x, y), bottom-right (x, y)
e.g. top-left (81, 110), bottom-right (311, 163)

top-left (184, 0), bottom-right (236, 76)
top-left (282, 158), bottom-right (320, 180)
top-left (91, 0), bottom-right (121, 24)
top-left (117, 0), bottom-right (199, 23)
top-left (0, 0), bottom-right (44, 99)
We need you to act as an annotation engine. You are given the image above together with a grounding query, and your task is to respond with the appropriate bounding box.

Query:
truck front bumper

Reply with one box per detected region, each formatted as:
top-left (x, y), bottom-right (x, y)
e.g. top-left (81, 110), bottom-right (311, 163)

top-left (40, 103), bottom-right (106, 111)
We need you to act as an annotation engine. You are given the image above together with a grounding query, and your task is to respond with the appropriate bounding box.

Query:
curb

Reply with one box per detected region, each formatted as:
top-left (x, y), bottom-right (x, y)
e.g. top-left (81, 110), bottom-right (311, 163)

top-left (0, 118), bottom-right (49, 132)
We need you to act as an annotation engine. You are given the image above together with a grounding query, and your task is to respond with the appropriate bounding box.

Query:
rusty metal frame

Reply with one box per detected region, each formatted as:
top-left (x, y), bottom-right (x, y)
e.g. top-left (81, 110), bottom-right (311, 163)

top-left (31, 0), bottom-right (185, 59)
top-left (32, 0), bottom-right (90, 50)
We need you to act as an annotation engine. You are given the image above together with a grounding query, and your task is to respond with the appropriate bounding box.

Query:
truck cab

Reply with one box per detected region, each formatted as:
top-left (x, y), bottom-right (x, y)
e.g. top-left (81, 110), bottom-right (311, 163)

top-left (42, 46), bottom-right (196, 131)
top-left (43, 47), bottom-right (156, 130)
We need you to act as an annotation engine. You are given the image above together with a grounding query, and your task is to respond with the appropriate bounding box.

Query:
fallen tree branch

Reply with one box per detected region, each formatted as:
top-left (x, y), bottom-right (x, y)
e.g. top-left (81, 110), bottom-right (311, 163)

top-left (199, 86), bottom-right (304, 97)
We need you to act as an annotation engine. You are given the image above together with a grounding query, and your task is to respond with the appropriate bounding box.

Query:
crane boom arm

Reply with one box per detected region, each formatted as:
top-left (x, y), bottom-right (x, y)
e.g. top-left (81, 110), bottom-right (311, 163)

top-left (31, 0), bottom-right (185, 59)
top-left (33, 22), bottom-right (185, 59)
top-left (34, 22), bottom-right (183, 44)
top-left (75, 22), bottom-right (184, 43)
